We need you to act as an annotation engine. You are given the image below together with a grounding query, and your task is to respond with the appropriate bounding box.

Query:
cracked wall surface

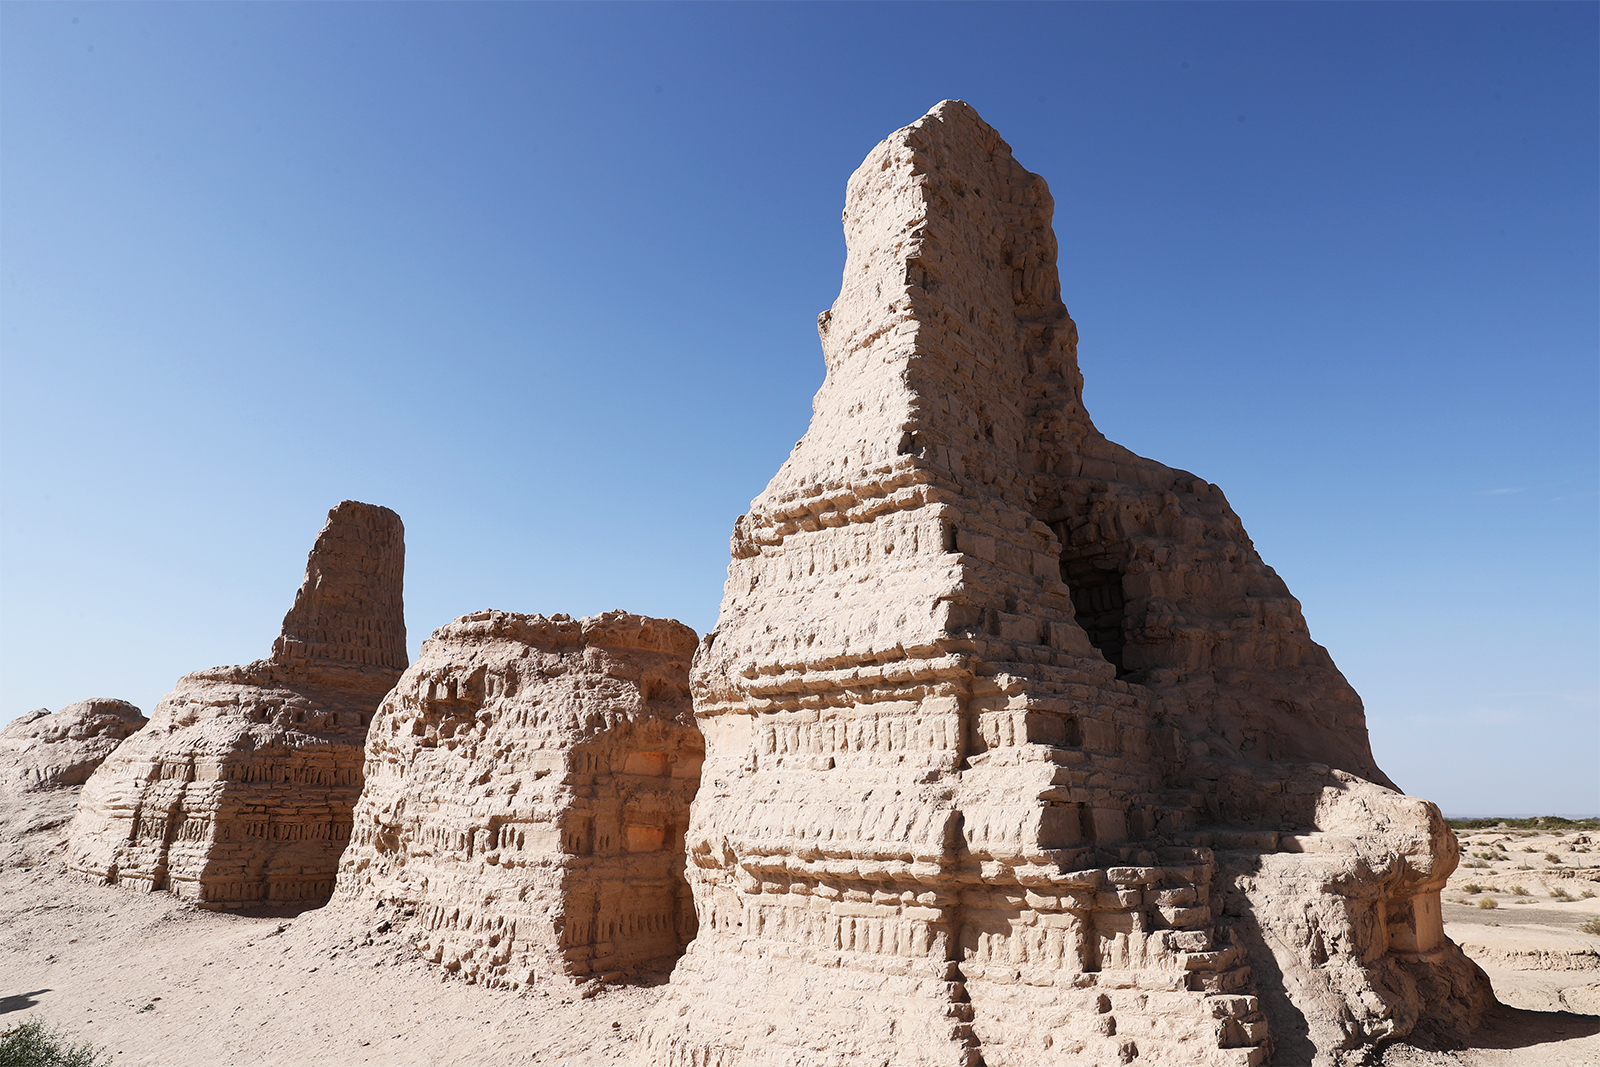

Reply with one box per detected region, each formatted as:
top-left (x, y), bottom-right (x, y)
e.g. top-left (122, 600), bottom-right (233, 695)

top-left (640, 101), bottom-right (1491, 1067)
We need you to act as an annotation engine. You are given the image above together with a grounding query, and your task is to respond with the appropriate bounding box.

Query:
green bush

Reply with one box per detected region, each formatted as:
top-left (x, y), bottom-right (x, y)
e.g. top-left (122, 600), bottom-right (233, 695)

top-left (0, 1019), bottom-right (111, 1067)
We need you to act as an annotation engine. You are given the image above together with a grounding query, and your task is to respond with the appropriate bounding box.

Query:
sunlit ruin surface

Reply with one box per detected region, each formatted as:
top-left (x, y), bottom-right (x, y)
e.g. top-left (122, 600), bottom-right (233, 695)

top-left (640, 101), bottom-right (1492, 1067)
top-left (68, 500), bottom-right (406, 910)
top-left (333, 608), bottom-right (702, 988)
top-left (0, 698), bottom-right (147, 794)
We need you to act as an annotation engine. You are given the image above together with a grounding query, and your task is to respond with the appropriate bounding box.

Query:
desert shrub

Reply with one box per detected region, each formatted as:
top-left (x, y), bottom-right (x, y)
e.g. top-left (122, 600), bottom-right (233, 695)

top-left (1545, 853), bottom-right (1562, 864)
top-left (1461, 883), bottom-right (1484, 895)
top-left (1550, 888), bottom-right (1572, 901)
top-left (1509, 885), bottom-right (1530, 896)
top-left (1580, 919), bottom-right (1600, 935)
top-left (1477, 897), bottom-right (1498, 909)
top-left (1582, 889), bottom-right (1596, 899)
top-left (1463, 859), bottom-right (1489, 869)
top-left (1447, 817), bottom-right (1600, 832)
top-left (0, 1019), bottom-right (112, 1067)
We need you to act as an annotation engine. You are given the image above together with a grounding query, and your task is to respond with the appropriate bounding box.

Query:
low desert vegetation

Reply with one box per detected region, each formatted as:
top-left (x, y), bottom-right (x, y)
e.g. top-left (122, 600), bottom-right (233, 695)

top-left (1545, 853), bottom-right (1563, 863)
top-left (0, 1019), bottom-right (112, 1067)
top-left (1477, 897), bottom-right (1498, 909)
top-left (1510, 885), bottom-right (1530, 896)
top-left (1550, 887), bottom-right (1572, 901)
top-left (1446, 817), bottom-right (1600, 831)
top-left (1583, 889), bottom-right (1597, 899)
top-left (1581, 919), bottom-right (1600, 936)
top-left (1461, 883), bottom-right (1484, 895)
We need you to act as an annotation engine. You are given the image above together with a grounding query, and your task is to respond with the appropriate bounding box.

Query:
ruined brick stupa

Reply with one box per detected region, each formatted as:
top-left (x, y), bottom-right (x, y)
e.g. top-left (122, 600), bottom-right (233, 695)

top-left (641, 102), bottom-right (1491, 1067)
top-left (68, 500), bottom-right (406, 909)
top-left (334, 608), bottom-right (703, 988)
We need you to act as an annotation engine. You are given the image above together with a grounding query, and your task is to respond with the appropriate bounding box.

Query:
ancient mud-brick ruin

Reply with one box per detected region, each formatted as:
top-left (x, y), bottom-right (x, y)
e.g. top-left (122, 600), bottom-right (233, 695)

top-left (642, 102), bottom-right (1490, 1067)
top-left (68, 500), bottom-right (406, 909)
top-left (335, 609), bottom-right (702, 988)
top-left (0, 699), bottom-right (147, 794)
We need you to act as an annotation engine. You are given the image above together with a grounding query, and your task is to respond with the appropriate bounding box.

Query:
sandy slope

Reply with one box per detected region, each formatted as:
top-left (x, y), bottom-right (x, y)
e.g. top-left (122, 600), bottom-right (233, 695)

top-left (0, 789), bottom-right (662, 1066)
top-left (3, 791), bottom-right (1597, 1066)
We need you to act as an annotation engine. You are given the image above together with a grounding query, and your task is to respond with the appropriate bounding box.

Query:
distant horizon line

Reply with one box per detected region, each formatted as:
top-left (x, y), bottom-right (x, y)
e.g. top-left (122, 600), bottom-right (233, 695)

top-left (1443, 813), bottom-right (1599, 820)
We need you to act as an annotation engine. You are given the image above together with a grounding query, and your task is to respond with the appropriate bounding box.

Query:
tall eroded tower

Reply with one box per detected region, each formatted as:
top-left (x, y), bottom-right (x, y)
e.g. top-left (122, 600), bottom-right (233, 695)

top-left (69, 501), bottom-right (407, 909)
top-left (642, 102), bottom-right (1489, 1067)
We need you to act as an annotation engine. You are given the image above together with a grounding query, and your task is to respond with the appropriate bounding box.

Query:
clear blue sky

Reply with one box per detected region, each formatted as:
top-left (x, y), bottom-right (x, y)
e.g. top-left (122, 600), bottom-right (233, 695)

top-left (2, 3), bottom-right (1594, 816)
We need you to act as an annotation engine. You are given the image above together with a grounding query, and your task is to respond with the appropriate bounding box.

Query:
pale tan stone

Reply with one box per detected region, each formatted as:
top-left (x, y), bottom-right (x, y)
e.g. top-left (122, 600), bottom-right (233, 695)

top-left (0, 699), bottom-right (147, 794)
top-left (332, 608), bottom-right (702, 988)
top-left (67, 500), bottom-right (406, 909)
top-left (641, 101), bottom-right (1491, 1067)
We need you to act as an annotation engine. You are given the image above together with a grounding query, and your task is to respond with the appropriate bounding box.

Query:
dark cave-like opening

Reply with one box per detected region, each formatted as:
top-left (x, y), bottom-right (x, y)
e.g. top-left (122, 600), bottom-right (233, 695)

top-left (1061, 557), bottom-right (1127, 676)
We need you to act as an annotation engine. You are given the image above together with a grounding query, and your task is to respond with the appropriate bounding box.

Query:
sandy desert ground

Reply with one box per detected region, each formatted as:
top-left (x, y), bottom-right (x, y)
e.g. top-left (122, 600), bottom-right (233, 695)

top-left (2, 790), bottom-right (1597, 1067)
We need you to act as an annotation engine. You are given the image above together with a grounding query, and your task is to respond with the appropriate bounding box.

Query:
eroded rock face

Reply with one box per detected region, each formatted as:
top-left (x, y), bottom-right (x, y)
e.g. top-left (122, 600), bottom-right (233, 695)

top-left (642, 101), bottom-right (1490, 1067)
top-left (67, 501), bottom-right (405, 909)
top-left (333, 609), bottom-right (702, 988)
top-left (0, 699), bottom-right (147, 793)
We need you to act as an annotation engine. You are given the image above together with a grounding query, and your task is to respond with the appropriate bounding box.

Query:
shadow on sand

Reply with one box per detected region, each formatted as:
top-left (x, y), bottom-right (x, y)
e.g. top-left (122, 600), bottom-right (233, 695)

top-left (0, 989), bottom-right (51, 1015)
top-left (1466, 1002), bottom-right (1600, 1049)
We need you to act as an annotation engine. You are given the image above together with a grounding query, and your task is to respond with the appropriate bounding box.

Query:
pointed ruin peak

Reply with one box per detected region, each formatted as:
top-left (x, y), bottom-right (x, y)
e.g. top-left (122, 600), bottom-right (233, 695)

top-left (904, 98), bottom-right (1003, 138)
top-left (271, 500), bottom-right (407, 674)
